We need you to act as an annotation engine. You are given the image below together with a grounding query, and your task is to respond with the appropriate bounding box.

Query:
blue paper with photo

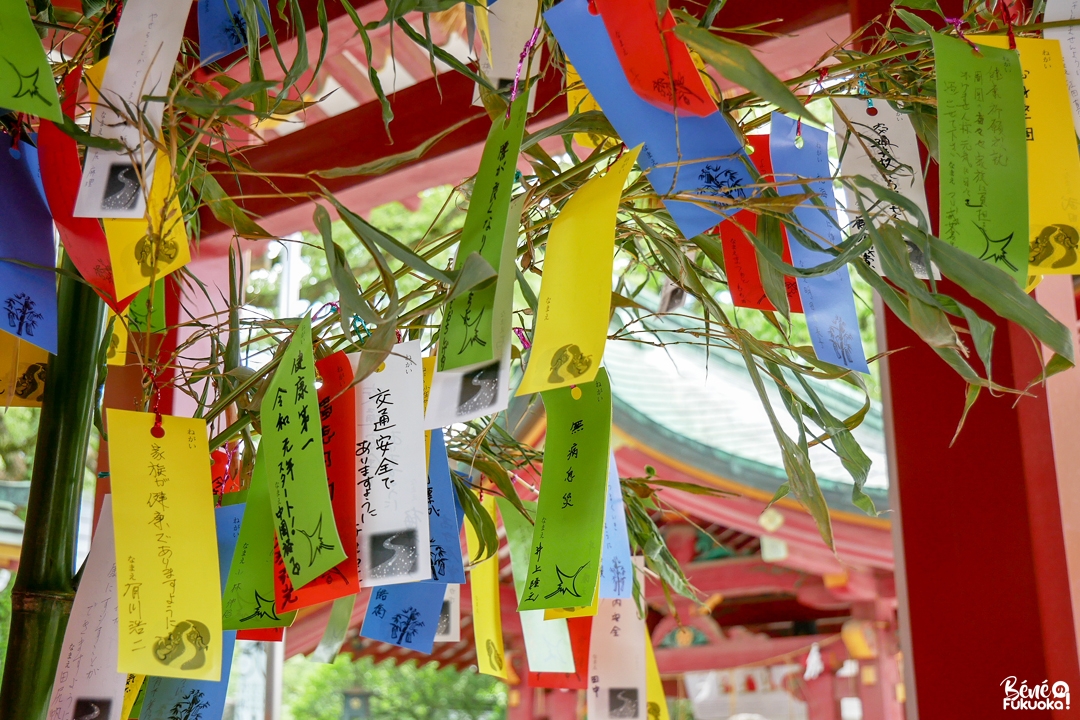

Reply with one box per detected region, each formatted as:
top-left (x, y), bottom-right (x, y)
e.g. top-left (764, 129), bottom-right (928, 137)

top-left (545, 0), bottom-right (747, 238)
top-left (198, 0), bottom-right (269, 65)
top-left (139, 505), bottom-right (245, 715)
top-left (770, 113), bottom-right (869, 374)
top-left (361, 582), bottom-right (448, 654)
top-left (427, 429), bottom-right (466, 584)
top-left (599, 451), bottom-right (632, 599)
top-left (0, 134), bottom-right (57, 355)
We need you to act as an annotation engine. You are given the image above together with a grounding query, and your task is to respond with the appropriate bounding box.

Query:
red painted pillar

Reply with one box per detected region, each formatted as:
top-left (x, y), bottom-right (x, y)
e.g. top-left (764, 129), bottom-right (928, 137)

top-left (881, 285), bottom-right (1080, 718)
top-left (544, 689), bottom-right (581, 720)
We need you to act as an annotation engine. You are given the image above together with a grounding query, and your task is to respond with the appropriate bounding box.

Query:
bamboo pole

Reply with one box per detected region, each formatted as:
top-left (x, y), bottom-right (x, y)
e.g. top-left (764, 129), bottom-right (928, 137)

top-left (0, 256), bottom-right (106, 720)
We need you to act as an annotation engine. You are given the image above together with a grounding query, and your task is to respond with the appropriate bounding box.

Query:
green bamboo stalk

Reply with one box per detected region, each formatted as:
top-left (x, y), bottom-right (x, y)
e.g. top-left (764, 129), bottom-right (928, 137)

top-left (0, 256), bottom-right (106, 720)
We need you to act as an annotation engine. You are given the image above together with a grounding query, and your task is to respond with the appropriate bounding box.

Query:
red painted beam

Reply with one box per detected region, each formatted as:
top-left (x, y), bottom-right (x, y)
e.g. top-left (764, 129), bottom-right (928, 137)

top-left (654, 633), bottom-right (835, 674)
top-left (198, 66), bottom-right (564, 240)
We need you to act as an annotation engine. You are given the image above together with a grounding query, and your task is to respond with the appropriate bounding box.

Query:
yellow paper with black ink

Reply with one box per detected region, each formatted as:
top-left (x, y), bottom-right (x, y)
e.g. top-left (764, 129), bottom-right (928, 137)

top-left (121, 674), bottom-right (144, 720)
top-left (0, 332), bottom-right (48, 406)
top-left (645, 625), bottom-right (670, 720)
top-left (976, 35), bottom-right (1080, 274)
top-left (543, 581), bottom-right (599, 619)
top-left (221, 447), bottom-right (297, 631)
top-left (107, 409), bottom-right (222, 681)
top-left (0, 0), bottom-right (62, 121)
top-left (519, 370), bottom-right (612, 611)
top-left (262, 316), bottom-right (345, 588)
top-left (933, 32), bottom-right (1029, 284)
top-left (518, 149), bottom-right (639, 395)
top-left (438, 97), bottom-right (528, 371)
top-left (567, 63), bottom-right (605, 149)
top-left (465, 492), bottom-right (507, 679)
top-left (103, 156), bottom-right (191, 300)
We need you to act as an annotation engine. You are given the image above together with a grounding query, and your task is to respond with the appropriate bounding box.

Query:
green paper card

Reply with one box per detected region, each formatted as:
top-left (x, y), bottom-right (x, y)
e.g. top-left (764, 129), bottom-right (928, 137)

top-left (933, 31), bottom-right (1029, 284)
top-left (0, 0), bottom-right (62, 121)
top-left (221, 448), bottom-right (297, 631)
top-left (437, 96), bottom-right (528, 371)
top-left (127, 279), bottom-right (166, 334)
top-left (262, 316), bottom-right (346, 588)
top-left (519, 369), bottom-right (612, 611)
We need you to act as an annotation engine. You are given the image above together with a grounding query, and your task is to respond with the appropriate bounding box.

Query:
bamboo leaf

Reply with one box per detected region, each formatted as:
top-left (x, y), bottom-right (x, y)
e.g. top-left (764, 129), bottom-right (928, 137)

top-left (329, 198), bottom-right (455, 285)
top-left (314, 115), bottom-right (478, 179)
top-left (445, 252), bottom-right (498, 303)
top-left (313, 204), bottom-right (380, 328)
top-left (675, 24), bottom-right (821, 125)
top-left (193, 167), bottom-right (274, 239)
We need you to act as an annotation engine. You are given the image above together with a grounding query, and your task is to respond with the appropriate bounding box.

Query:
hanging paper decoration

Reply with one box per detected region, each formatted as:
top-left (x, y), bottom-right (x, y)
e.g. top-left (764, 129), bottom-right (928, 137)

top-left (221, 448), bottom-right (297, 631)
top-left (0, 332), bottom-right (48, 407)
top-left (273, 352), bottom-right (359, 613)
top-left (0, 135), bottom-right (57, 355)
top-left (645, 625), bottom-right (671, 720)
top-left (427, 428), bottom-right (467, 584)
top-left (546, 0), bottom-right (748, 238)
top-left (770, 113), bottom-right (870, 374)
top-left (139, 504), bottom-right (245, 719)
top-left (544, 583), bottom-right (599, 620)
top-left (932, 31), bottom-right (1029, 284)
top-left (198, 0), bottom-right (270, 66)
top-left (438, 100), bottom-right (527, 371)
top-left (353, 340), bottom-right (431, 586)
top-left (310, 594), bottom-right (360, 663)
top-left (0, 0), bottom-right (62, 120)
top-left (360, 582), bottom-right (447, 653)
top-left (599, 451), bottom-right (633, 600)
top-left (474, 0), bottom-right (541, 110)
top-left (126, 280), bottom-right (167, 334)
top-left (519, 370), bottom-right (612, 612)
top-left (465, 492), bottom-right (507, 678)
top-left (528, 615), bottom-right (592, 690)
top-left (587, 568), bottom-right (648, 720)
top-left (39, 70), bottom-right (129, 311)
top-left (593, 0), bottom-right (715, 116)
top-left (425, 343), bottom-right (513, 429)
top-left (499, 496), bottom-right (576, 673)
top-left (102, 155), bottom-right (192, 301)
top-left (45, 497), bottom-right (127, 720)
top-left (121, 674), bottom-right (145, 720)
top-left (517, 148), bottom-right (640, 395)
top-left (74, 0), bottom-right (189, 219)
top-left (716, 134), bottom-right (804, 313)
top-left (107, 410), bottom-right (223, 681)
top-left (975, 35), bottom-right (1080, 274)
top-left (263, 316), bottom-right (346, 588)
top-left (566, 64), bottom-right (607, 149)
top-left (434, 584), bottom-right (462, 643)
top-left (1045, 0), bottom-right (1080, 134)
top-left (832, 97), bottom-right (934, 278)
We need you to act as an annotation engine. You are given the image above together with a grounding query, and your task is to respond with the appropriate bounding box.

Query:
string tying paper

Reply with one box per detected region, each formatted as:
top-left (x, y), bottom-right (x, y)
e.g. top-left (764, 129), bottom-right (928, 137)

top-left (508, 27), bottom-right (542, 116)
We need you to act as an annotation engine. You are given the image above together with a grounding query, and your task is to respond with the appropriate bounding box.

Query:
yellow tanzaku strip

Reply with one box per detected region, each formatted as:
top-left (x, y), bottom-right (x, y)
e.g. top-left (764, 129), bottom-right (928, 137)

top-left (517, 146), bottom-right (641, 395)
top-left (103, 155), bottom-right (192, 299)
top-left (465, 492), bottom-right (508, 679)
top-left (976, 36), bottom-right (1080, 274)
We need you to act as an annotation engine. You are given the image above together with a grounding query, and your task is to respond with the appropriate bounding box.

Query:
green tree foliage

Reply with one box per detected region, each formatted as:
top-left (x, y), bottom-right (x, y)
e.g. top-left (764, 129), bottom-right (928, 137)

top-left (282, 655), bottom-right (506, 720)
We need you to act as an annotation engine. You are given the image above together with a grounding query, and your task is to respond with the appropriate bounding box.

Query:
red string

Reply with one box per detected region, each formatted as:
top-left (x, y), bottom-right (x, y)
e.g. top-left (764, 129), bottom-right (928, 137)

top-left (146, 370), bottom-right (165, 437)
top-left (945, 17), bottom-right (982, 53)
top-left (999, 0), bottom-right (1017, 50)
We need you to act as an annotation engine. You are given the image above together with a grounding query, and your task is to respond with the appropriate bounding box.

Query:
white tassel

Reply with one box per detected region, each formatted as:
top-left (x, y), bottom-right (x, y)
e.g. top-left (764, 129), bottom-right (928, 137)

top-left (803, 642), bottom-right (824, 681)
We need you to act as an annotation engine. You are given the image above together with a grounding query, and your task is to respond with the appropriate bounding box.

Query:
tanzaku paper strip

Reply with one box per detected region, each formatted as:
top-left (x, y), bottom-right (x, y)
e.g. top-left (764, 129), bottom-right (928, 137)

top-left (107, 410), bottom-right (223, 681)
top-left (518, 148), bottom-right (640, 395)
top-left (0, 0), bottom-right (62, 120)
top-left (438, 99), bottom-right (528, 371)
top-left (932, 31), bottom-right (1029, 284)
top-left (465, 492), bottom-right (507, 678)
top-left (520, 370), bottom-right (612, 612)
top-left (976, 35), bottom-right (1080, 274)
top-left (263, 316), bottom-right (346, 588)
top-left (770, 113), bottom-right (870, 374)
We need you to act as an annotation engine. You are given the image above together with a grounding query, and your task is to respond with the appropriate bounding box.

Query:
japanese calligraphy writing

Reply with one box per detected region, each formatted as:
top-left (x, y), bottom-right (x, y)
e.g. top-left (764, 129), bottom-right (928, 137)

top-left (262, 316), bottom-right (345, 588)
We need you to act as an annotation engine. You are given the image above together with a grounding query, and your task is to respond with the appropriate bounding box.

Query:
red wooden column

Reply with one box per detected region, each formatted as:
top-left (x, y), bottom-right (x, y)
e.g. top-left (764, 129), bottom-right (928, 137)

top-left (881, 282), bottom-right (1080, 719)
